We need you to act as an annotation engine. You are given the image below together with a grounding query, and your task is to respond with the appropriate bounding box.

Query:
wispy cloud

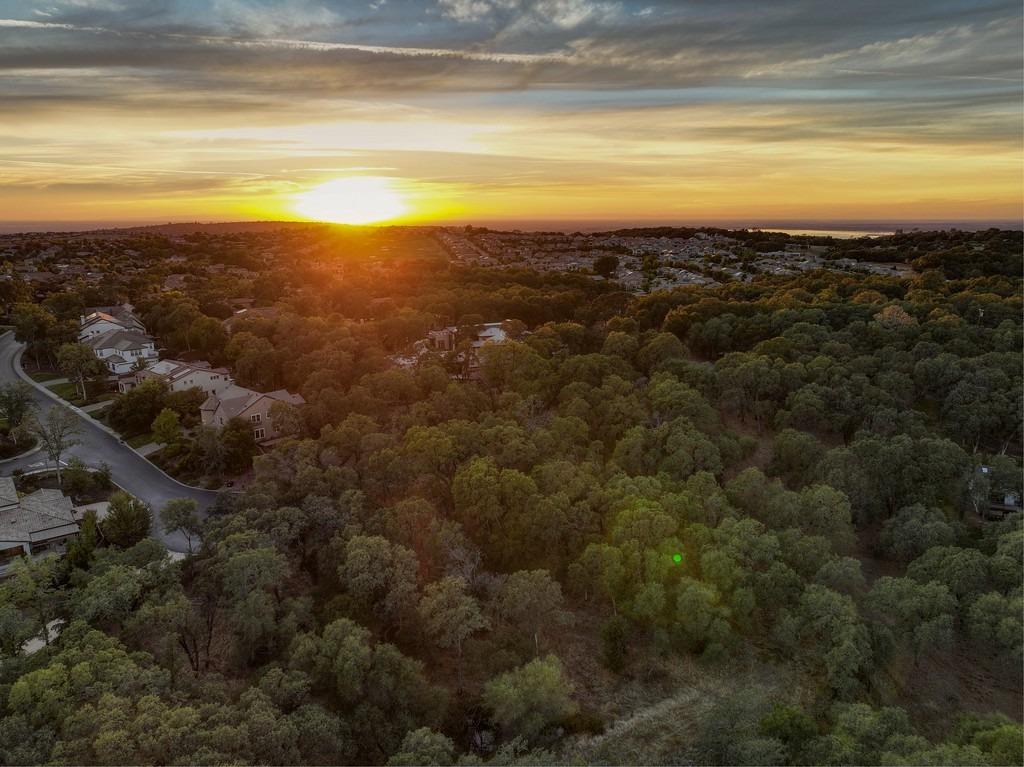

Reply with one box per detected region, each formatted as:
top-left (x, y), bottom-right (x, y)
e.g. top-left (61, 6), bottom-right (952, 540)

top-left (0, 0), bottom-right (1019, 222)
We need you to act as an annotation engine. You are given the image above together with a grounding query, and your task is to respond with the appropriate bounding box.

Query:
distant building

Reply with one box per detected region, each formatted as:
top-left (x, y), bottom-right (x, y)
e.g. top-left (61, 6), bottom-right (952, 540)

top-left (425, 321), bottom-right (511, 379)
top-left (85, 329), bottom-right (158, 375)
top-left (200, 384), bottom-right (305, 444)
top-left (222, 307), bottom-right (278, 333)
top-left (427, 321), bottom-right (509, 353)
top-left (119, 358), bottom-right (234, 396)
top-left (0, 477), bottom-right (79, 576)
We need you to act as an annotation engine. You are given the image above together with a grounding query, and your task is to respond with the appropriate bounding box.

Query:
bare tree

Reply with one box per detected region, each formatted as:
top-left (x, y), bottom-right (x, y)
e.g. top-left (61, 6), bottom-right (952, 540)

top-left (29, 406), bottom-right (80, 486)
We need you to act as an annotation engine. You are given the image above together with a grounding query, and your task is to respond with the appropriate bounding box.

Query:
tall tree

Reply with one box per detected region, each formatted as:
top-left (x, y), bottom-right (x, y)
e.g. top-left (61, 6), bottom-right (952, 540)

top-left (56, 342), bottom-right (105, 401)
top-left (417, 575), bottom-right (487, 686)
top-left (102, 491), bottom-right (153, 548)
top-left (160, 498), bottom-right (202, 554)
top-left (0, 382), bottom-right (34, 428)
top-left (482, 655), bottom-right (578, 743)
top-left (494, 569), bottom-right (569, 656)
top-left (27, 405), bottom-right (80, 486)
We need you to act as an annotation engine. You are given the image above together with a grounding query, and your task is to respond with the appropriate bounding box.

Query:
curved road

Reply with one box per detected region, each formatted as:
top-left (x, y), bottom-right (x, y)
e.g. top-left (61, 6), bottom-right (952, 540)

top-left (0, 332), bottom-right (218, 552)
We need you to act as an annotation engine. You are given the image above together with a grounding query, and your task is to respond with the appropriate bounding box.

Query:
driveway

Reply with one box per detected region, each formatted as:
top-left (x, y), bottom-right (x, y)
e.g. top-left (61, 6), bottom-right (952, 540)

top-left (0, 332), bottom-right (219, 553)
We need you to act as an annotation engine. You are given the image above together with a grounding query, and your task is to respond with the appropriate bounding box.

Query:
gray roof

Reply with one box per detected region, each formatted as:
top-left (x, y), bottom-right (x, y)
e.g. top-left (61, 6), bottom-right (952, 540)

top-left (0, 477), bottom-right (18, 508)
top-left (0, 488), bottom-right (79, 544)
top-left (202, 385), bottom-right (305, 421)
top-left (86, 328), bottom-right (154, 353)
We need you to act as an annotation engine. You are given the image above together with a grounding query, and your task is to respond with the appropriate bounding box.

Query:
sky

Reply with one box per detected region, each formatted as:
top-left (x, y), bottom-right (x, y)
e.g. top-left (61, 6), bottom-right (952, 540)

top-left (0, 0), bottom-right (1021, 227)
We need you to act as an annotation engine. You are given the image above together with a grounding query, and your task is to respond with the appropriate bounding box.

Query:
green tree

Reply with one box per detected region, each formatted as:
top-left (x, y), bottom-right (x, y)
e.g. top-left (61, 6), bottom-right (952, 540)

top-left (11, 302), bottom-right (56, 367)
top-left (494, 569), bottom-right (569, 656)
top-left (221, 417), bottom-right (257, 474)
top-left (483, 655), bottom-right (577, 743)
top-left (387, 728), bottom-right (454, 766)
top-left (340, 535), bottom-right (419, 626)
top-left (27, 405), bottom-right (80, 486)
top-left (152, 407), bottom-right (182, 445)
top-left (160, 498), bottom-right (202, 554)
top-left (56, 342), bottom-right (104, 401)
top-left (102, 491), bottom-right (153, 548)
top-left (865, 576), bottom-right (956, 660)
top-left (107, 378), bottom-right (169, 436)
top-left (0, 381), bottom-right (34, 427)
top-left (880, 504), bottom-right (956, 561)
top-left (66, 508), bottom-right (99, 570)
top-left (417, 576), bottom-right (487, 685)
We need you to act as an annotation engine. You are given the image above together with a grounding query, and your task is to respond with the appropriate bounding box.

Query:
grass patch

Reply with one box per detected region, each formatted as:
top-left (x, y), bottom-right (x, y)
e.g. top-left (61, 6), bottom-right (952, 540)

top-left (126, 432), bottom-right (154, 449)
top-left (46, 380), bottom-right (116, 408)
top-left (29, 370), bottom-right (62, 383)
top-left (46, 381), bottom-right (81, 402)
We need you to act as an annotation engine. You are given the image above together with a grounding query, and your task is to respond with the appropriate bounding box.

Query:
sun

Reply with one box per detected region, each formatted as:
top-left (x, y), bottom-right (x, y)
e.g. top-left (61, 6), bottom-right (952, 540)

top-left (293, 176), bottom-right (408, 225)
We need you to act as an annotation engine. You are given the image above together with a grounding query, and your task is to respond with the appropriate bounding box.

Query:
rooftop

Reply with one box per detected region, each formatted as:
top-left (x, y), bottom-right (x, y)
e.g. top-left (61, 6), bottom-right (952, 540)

top-left (201, 384), bottom-right (305, 421)
top-left (0, 482), bottom-right (79, 544)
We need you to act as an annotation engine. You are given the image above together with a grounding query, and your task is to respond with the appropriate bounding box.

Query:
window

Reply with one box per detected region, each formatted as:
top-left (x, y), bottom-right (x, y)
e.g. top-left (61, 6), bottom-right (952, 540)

top-left (253, 428), bottom-right (265, 440)
top-left (250, 413), bottom-right (262, 424)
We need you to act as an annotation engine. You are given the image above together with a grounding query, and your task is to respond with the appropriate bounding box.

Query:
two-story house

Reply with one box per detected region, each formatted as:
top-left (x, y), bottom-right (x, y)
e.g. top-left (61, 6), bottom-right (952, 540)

top-left (200, 384), bottom-right (305, 444)
top-left (0, 477), bottom-right (80, 577)
top-left (118, 358), bottom-right (235, 396)
top-left (85, 329), bottom-right (159, 375)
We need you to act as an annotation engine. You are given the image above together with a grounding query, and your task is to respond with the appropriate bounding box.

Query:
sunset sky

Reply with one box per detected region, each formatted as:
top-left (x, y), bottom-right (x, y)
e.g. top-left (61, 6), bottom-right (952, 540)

top-left (0, 0), bottom-right (1021, 227)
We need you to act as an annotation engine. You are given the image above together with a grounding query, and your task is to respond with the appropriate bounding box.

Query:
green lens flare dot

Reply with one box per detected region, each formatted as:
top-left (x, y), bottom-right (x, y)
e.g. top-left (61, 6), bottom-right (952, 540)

top-left (672, 553), bottom-right (683, 564)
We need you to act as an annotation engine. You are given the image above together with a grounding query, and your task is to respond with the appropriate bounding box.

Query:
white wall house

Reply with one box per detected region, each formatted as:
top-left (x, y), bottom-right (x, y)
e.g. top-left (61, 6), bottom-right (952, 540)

top-left (85, 329), bottom-right (159, 375)
top-left (78, 306), bottom-right (146, 341)
top-left (0, 477), bottom-right (79, 577)
top-left (119, 359), bottom-right (235, 396)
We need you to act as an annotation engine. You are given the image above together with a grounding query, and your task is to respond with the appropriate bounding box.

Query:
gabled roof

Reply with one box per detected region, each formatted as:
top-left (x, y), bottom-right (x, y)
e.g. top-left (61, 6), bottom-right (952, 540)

top-left (85, 328), bottom-right (154, 352)
top-left (144, 359), bottom-right (230, 383)
top-left (202, 385), bottom-right (305, 421)
top-left (81, 306), bottom-right (145, 333)
top-left (0, 487), bottom-right (78, 543)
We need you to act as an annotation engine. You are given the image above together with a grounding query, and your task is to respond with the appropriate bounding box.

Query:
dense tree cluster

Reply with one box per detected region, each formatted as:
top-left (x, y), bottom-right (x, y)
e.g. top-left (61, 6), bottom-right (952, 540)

top-left (0, 227), bottom-right (1020, 765)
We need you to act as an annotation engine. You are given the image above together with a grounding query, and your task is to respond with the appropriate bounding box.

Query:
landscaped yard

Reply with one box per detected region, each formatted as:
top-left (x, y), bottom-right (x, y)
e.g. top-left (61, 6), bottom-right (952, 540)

top-left (28, 369), bottom-right (62, 383)
top-left (44, 380), bottom-right (117, 408)
top-left (126, 432), bottom-right (154, 449)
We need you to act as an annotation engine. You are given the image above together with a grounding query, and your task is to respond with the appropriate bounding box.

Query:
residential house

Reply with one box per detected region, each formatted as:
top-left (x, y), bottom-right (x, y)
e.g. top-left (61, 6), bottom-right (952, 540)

top-left (85, 329), bottom-right (159, 375)
top-left (425, 321), bottom-right (511, 379)
top-left (0, 477), bottom-right (79, 576)
top-left (118, 358), bottom-right (234, 395)
top-left (78, 305), bottom-right (145, 341)
top-left (200, 384), bottom-right (305, 444)
top-left (222, 307), bottom-right (278, 333)
top-left (427, 321), bottom-right (509, 353)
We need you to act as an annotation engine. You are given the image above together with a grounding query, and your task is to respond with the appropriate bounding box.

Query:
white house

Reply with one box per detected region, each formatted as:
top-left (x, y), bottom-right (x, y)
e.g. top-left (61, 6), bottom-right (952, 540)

top-left (85, 329), bottom-right (159, 375)
top-left (0, 477), bottom-right (79, 577)
top-left (200, 384), bottom-right (305, 444)
top-left (78, 305), bottom-right (145, 341)
top-left (118, 358), bottom-right (235, 396)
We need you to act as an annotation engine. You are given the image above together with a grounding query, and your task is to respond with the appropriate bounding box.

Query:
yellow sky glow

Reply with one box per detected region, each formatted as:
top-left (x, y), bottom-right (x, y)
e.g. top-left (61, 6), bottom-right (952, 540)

top-left (1, 102), bottom-right (1018, 226)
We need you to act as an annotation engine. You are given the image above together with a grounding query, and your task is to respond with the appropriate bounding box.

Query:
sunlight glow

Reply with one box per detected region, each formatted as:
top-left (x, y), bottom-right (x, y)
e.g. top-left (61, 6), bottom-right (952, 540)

top-left (293, 177), bottom-right (408, 225)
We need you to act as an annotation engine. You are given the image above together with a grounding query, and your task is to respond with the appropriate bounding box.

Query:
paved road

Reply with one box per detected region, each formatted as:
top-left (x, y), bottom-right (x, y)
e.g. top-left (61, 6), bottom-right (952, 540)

top-left (0, 332), bottom-right (218, 552)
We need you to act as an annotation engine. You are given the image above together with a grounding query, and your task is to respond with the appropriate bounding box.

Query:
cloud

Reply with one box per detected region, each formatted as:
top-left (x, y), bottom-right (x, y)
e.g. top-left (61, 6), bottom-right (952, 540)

top-left (437, 0), bottom-right (620, 29)
top-left (0, 0), bottom-right (1019, 222)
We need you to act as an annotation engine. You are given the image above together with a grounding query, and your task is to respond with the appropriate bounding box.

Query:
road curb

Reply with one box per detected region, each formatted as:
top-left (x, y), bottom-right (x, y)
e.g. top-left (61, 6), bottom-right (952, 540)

top-left (9, 341), bottom-right (219, 495)
top-left (0, 442), bottom-right (41, 464)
